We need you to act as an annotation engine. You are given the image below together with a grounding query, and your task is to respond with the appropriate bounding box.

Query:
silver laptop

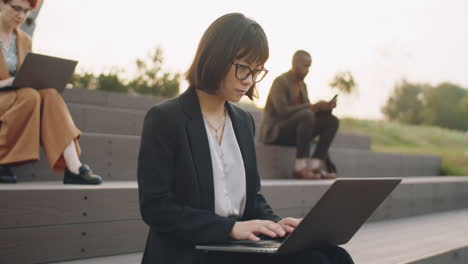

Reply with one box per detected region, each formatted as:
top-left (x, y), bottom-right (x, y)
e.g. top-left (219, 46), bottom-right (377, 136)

top-left (12, 53), bottom-right (78, 92)
top-left (196, 178), bottom-right (401, 255)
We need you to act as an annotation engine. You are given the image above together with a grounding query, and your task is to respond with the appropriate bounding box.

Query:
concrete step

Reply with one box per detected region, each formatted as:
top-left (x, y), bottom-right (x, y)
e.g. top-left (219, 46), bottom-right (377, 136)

top-left (63, 88), bottom-right (264, 121)
top-left (257, 144), bottom-right (441, 179)
top-left (11, 133), bottom-right (433, 182)
top-left (68, 103), bottom-right (146, 136)
top-left (62, 88), bottom-right (164, 111)
top-left (67, 102), bottom-right (372, 151)
top-left (41, 210), bottom-right (468, 264)
top-left (12, 133), bottom-right (139, 182)
top-left (1, 177), bottom-right (467, 263)
top-left (64, 88), bottom-right (372, 148)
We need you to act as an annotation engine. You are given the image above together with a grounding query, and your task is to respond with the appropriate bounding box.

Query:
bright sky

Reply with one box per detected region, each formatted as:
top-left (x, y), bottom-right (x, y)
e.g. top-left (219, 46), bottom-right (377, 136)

top-left (33, 0), bottom-right (468, 119)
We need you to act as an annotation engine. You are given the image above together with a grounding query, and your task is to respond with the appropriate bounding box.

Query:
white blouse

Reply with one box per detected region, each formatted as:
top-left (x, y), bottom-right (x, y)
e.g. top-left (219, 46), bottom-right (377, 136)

top-left (204, 113), bottom-right (246, 218)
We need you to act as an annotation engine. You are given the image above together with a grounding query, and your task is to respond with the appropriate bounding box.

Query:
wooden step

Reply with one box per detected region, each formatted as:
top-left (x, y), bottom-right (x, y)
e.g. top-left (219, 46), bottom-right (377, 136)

top-left (62, 88), bottom-right (163, 111)
top-left (52, 210), bottom-right (468, 264)
top-left (257, 144), bottom-right (441, 179)
top-left (2, 178), bottom-right (467, 229)
top-left (1, 177), bottom-right (467, 263)
top-left (11, 133), bottom-right (438, 182)
top-left (67, 102), bottom-right (372, 151)
top-left (343, 209), bottom-right (468, 264)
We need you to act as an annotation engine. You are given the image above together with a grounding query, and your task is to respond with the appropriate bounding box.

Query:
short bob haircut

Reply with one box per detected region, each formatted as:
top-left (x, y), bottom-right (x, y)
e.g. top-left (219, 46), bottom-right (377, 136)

top-left (2, 0), bottom-right (41, 9)
top-left (186, 13), bottom-right (269, 100)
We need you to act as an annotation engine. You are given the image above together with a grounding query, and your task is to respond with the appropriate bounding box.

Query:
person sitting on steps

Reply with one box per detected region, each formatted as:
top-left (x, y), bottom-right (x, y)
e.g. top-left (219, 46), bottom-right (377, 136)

top-left (259, 50), bottom-right (339, 180)
top-left (0, 0), bottom-right (101, 185)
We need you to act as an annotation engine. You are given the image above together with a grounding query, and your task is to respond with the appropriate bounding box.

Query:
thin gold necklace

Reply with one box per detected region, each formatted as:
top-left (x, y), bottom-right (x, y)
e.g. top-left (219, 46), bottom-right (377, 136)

top-left (203, 110), bottom-right (226, 142)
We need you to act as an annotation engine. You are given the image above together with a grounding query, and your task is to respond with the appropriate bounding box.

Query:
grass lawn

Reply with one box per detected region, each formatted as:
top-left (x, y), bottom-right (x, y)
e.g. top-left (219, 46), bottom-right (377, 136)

top-left (339, 118), bottom-right (468, 176)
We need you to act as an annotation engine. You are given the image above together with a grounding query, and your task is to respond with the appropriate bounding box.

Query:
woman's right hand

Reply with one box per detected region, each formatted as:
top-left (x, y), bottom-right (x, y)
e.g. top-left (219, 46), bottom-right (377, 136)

top-left (0, 77), bottom-right (14, 88)
top-left (229, 220), bottom-right (287, 242)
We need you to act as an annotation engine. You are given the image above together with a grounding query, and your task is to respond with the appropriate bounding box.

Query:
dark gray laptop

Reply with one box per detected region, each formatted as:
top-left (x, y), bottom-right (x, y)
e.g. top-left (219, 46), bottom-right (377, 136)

top-left (196, 178), bottom-right (401, 255)
top-left (12, 53), bottom-right (77, 92)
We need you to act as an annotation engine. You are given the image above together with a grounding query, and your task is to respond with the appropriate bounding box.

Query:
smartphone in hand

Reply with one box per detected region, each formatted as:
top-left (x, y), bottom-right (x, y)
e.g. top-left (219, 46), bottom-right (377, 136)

top-left (329, 94), bottom-right (338, 103)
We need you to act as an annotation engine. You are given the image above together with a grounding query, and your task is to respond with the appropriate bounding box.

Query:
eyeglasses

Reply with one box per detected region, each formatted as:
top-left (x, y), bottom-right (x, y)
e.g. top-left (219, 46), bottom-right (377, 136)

top-left (232, 63), bottom-right (268, 83)
top-left (7, 2), bottom-right (32, 15)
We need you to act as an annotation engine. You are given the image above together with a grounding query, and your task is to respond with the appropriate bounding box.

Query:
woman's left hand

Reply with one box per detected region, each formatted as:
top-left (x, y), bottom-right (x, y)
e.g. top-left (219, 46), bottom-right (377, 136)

top-left (277, 217), bottom-right (302, 233)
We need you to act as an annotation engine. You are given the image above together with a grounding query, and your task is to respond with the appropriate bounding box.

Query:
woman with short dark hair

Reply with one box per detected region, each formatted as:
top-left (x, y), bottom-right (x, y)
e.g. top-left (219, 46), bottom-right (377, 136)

top-left (0, 0), bottom-right (101, 184)
top-left (137, 13), bottom-right (353, 264)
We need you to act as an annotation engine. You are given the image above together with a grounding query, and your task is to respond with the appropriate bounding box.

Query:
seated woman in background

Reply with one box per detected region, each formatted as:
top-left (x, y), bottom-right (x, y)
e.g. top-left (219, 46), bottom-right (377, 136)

top-left (0, 0), bottom-right (101, 184)
top-left (137, 13), bottom-right (354, 264)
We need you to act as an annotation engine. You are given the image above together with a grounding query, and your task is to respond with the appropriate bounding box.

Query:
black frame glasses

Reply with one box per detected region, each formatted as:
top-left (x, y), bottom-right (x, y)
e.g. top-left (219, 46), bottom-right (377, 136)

top-left (232, 63), bottom-right (268, 83)
top-left (7, 2), bottom-right (32, 15)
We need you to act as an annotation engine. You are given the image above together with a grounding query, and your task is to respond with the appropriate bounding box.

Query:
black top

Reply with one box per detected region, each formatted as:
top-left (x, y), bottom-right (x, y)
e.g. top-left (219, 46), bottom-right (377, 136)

top-left (137, 87), bottom-right (281, 264)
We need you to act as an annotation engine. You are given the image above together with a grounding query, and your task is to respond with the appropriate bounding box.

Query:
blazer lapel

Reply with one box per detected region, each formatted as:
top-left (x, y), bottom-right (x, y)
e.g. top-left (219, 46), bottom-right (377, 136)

top-left (15, 28), bottom-right (29, 70)
top-left (0, 29), bottom-right (31, 80)
top-left (179, 88), bottom-right (258, 215)
top-left (180, 88), bottom-right (215, 211)
top-left (285, 72), bottom-right (296, 105)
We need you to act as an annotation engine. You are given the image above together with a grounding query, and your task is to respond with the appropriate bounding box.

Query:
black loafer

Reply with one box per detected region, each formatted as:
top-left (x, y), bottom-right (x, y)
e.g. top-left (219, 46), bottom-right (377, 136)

top-left (63, 164), bottom-right (102, 185)
top-left (0, 165), bottom-right (16, 183)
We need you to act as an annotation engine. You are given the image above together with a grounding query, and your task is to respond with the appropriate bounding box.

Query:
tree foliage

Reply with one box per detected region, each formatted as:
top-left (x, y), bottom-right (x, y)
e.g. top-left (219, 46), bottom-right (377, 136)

top-left (96, 69), bottom-right (128, 93)
top-left (329, 71), bottom-right (357, 94)
top-left (382, 80), bottom-right (468, 130)
top-left (71, 47), bottom-right (180, 98)
top-left (128, 47), bottom-right (180, 98)
top-left (381, 80), bottom-right (426, 125)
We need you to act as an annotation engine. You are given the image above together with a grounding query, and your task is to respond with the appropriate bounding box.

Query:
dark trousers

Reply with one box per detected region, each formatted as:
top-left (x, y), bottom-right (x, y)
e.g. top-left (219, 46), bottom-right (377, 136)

top-left (271, 110), bottom-right (339, 159)
top-left (200, 246), bottom-right (354, 264)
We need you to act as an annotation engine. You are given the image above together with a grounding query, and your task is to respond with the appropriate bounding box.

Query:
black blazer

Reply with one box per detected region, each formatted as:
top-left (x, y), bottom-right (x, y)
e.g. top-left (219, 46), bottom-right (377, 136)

top-left (137, 87), bottom-right (281, 264)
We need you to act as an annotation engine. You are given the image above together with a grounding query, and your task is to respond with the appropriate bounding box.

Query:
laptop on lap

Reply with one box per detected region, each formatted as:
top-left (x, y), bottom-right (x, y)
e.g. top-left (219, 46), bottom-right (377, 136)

top-left (12, 53), bottom-right (77, 92)
top-left (196, 178), bottom-right (402, 255)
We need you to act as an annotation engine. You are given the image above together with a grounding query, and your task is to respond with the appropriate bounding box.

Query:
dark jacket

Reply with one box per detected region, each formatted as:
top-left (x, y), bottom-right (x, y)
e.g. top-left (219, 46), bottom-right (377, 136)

top-left (259, 72), bottom-right (311, 143)
top-left (137, 87), bottom-right (281, 264)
